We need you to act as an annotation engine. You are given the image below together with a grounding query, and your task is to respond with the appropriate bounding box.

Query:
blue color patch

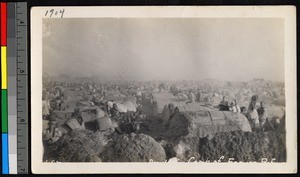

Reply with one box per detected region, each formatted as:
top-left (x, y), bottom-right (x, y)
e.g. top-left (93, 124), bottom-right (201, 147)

top-left (2, 133), bottom-right (9, 174)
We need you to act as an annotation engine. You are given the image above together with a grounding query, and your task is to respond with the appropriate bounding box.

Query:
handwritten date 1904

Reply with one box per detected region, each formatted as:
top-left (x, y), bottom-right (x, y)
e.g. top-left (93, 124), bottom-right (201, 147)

top-left (45, 9), bottom-right (65, 18)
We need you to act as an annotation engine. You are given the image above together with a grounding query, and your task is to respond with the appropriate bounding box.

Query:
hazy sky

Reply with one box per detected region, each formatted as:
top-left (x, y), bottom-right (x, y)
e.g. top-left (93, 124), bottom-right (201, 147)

top-left (43, 18), bottom-right (284, 82)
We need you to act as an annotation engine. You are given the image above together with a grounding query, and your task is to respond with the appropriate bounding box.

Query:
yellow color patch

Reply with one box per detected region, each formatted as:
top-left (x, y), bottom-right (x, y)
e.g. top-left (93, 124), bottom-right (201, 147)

top-left (1, 46), bottom-right (7, 89)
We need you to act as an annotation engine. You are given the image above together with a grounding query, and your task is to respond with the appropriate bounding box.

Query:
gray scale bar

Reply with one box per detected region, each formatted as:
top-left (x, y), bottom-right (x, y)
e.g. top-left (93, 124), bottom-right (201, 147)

top-left (17, 50), bottom-right (27, 75)
top-left (16, 26), bottom-right (26, 50)
top-left (16, 2), bottom-right (28, 174)
top-left (17, 124), bottom-right (27, 174)
top-left (8, 2), bottom-right (17, 174)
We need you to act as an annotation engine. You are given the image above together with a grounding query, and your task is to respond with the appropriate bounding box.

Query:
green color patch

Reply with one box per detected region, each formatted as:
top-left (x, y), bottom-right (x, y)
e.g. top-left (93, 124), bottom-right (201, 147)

top-left (2, 89), bottom-right (8, 133)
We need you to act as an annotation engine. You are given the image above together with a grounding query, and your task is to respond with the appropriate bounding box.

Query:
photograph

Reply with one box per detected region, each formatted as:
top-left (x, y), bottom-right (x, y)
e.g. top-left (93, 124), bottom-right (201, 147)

top-left (31, 6), bottom-right (297, 173)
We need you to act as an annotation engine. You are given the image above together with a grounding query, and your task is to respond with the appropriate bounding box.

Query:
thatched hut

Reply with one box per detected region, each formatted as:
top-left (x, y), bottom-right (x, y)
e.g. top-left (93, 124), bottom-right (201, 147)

top-left (168, 109), bottom-right (252, 138)
top-left (43, 130), bottom-right (107, 162)
top-left (100, 133), bottom-right (166, 162)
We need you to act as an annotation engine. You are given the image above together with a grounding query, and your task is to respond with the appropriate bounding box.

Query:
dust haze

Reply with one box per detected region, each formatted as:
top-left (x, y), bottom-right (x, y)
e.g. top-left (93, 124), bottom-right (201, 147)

top-left (43, 18), bottom-right (284, 82)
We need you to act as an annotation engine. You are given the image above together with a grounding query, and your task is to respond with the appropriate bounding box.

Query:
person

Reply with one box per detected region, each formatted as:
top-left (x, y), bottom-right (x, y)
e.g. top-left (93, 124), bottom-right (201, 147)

top-left (234, 99), bottom-right (241, 113)
top-left (43, 120), bottom-right (62, 143)
top-left (42, 94), bottom-right (51, 120)
top-left (177, 91), bottom-right (188, 101)
top-left (158, 83), bottom-right (164, 92)
top-left (168, 103), bottom-right (175, 115)
top-left (247, 102), bottom-right (260, 131)
top-left (171, 85), bottom-right (180, 96)
top-left (91, 95), bottom-right (101, 106)
top-left (186, 90), bottom-right (195, 104)
top-left (110, 103), bottom-right (120, 118)
top-left (220, 96), bottom-right (228, 105)
top-left (240, 107), bottom-right (247, 116)
top-left (248, 94), bottom-right (259, 111)
top-left (196, 90), bottom-right (202, 102)
top-left (229, 101), bottom-right (237, 113)
top-left (257, 102), bottom-right (268, 129)
top-left (219, 96), bottom-right (229, 111)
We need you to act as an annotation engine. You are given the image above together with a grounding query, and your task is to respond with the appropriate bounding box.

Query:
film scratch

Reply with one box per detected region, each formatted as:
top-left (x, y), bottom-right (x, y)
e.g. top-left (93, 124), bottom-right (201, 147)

top-left (30, 6), bottom-right (297, 174)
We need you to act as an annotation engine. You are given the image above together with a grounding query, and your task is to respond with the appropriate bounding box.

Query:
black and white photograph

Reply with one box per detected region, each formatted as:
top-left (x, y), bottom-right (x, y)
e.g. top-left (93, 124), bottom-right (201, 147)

top-left (31, 6), bottom-right (297, 173)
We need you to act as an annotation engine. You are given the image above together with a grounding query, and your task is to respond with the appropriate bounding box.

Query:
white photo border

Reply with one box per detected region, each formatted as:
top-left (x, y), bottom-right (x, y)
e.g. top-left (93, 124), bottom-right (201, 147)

top-left (31, 6), bottom-right (297, 174)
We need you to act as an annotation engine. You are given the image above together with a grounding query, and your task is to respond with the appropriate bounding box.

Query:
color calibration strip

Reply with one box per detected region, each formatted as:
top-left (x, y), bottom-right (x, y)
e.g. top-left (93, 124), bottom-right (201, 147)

top-left (1, 2), bottom-right (27, 174)
top-left (1, 2), bottom-right (9, 174)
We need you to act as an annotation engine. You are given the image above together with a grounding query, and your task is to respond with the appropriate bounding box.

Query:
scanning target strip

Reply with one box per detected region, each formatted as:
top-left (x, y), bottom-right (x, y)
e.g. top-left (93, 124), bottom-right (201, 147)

top-left (1, 2), bottom-right (9, 174)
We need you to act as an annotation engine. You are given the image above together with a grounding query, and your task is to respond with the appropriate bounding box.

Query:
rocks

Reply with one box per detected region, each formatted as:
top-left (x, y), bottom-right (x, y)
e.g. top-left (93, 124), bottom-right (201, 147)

top-left (100, 133), bottom-right (166, 162)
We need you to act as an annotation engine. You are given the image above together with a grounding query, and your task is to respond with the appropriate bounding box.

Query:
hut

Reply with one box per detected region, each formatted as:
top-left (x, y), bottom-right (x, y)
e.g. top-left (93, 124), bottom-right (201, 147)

top-left (168, 109), bottom-right (252, 138)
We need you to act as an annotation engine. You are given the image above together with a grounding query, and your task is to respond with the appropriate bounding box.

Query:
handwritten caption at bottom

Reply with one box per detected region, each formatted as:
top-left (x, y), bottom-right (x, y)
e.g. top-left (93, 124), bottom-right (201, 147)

top-left (149, 156), bottom-right (277, 163)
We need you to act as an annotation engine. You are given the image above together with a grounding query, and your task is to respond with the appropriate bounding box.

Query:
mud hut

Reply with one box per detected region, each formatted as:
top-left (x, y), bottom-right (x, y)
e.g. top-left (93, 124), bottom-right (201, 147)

top-left (101, 133), bottom-right (166, 162)
top-left (168, 109), bottom-right (252, 138)
top-left (43, 130), bottom-right (107, 162)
